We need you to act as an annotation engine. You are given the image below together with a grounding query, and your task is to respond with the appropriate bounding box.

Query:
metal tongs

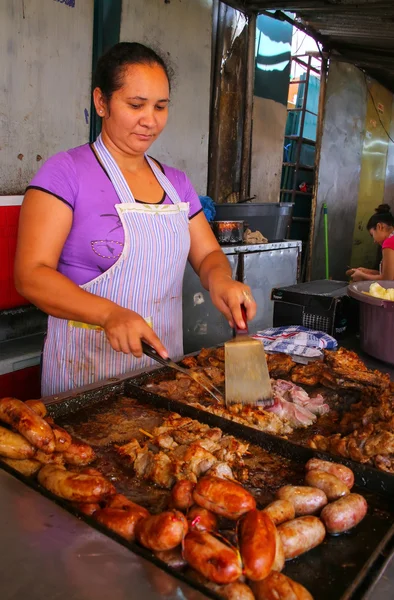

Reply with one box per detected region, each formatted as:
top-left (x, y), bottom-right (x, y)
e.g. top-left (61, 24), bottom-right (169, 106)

top-left (141, 341), bottom-right (223, 404)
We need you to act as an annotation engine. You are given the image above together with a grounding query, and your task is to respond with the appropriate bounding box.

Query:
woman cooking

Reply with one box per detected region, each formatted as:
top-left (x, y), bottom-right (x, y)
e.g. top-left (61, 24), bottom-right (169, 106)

top-left (15, 42), bottom-right (256, 396)
top-left (347, 204), bottom-right (394, 282)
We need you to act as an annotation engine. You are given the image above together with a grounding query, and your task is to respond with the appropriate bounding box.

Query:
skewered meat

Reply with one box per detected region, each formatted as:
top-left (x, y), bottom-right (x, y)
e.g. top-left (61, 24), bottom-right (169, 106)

top-left (136, 510), bottom-right (188, 551)
top-left (170, 480), bottom-right (195, 511)
top-left (38, 464), bottom-right (115, 502)
top-left (63, 439), bottom-right (96, 466)
top-left (0, 425), bottom-right (36, 459)
top-left (193, 475), bottom-right (256, 520)
top-left (276, 486), bottom-right (327, 516)
top-left (278, 516), bottom-right (326, 559)
top-left (1, 457), bottom-right (41, 476)
top-left (183, 530), bottom-right (242, 584)
top-left (239, 510), bottom-right (277, 580)
top-left (262, 499), bottom-right (295, 526)
top-left (305, 458), bottom-right (354, 489)
top-left (25, 400), bottom-right (47, 418)
top-left (206, 462), bottom-right (234, 480)
top-left (187, 505), bottom-right (218, 532)
top-left (304, 470), bottom-right (349, 502)
top-left (320, 494), bottom-right (367, 534)
top-left (172, 443), bottom-right (218, 482)
top-left (0, 397), bottom-right (55, 454)
top-left (252, 572), bottom-right (314, 600)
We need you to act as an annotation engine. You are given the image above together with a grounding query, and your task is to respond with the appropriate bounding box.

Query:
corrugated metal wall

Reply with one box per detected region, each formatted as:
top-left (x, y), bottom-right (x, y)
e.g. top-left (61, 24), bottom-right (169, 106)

top-left (120, 0), bottom-right (212, 195)
top-left (0, 0), bottom-right (94, 194)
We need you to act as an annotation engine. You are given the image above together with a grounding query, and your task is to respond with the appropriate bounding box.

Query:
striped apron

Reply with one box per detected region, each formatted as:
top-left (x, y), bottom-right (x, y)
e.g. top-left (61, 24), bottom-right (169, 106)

top-left (41, 134), bottom-right (191, 396)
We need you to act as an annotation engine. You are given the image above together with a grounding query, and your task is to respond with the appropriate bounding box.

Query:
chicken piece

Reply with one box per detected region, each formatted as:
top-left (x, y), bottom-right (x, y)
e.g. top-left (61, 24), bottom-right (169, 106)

top-left (38, 464), bottom-right (115, 502)
top-left (214, 436), bottom-right (249, 463)
top-left (325, 347), bottom-right (367, 372)
top-left (1, 457), bottom-right (42, 476)
top-left (147, 452), bottom-right (175, 489)
top-left (364, 431), bottom-right (394, 457)
top-left (374, 455), bottom-right (394, 473)
top-left (117, 438), bottom-right (142, 463)
top-left (181, 356), bottom-right (199, 369)
top-left (0, 425), bottom-right (36, 459)
top-left (172, 443), bottom-right (217, 481)
top-left (154, 433), bottom-right (178, 450)
top-left (134, 445), bottom-right (154, 478)
top-left (266, 353), bottom-right (295, 378)
top-left (202, 367), bottom-right (225, 386)
top-left (291, 362), bottom-right (324, 387)
top-left (207, 462), bottom-right (234, 480)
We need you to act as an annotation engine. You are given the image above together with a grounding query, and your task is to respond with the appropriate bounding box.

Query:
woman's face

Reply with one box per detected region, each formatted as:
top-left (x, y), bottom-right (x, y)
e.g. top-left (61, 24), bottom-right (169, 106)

top-left (370, 223), bottom-right (389, 245)
top-left (94, 63), bottom-right (170, 156)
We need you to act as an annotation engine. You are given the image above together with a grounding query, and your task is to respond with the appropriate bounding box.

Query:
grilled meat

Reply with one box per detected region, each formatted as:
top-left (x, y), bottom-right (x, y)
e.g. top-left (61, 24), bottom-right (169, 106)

top-left (266, 353), bottom-right (295, 378)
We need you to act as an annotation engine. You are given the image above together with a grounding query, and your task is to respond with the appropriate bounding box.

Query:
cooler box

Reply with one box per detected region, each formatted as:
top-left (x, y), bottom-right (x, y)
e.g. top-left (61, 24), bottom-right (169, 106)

top-left (271, 280), bottom-right (355, 337)
top-left (0, 196), bottom-right (29, 310)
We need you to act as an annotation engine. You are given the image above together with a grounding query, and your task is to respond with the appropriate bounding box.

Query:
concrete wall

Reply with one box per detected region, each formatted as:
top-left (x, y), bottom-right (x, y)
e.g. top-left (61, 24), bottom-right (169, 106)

top-left (120, 0), bottom-right (212, 195)
top-left (0, 0), bottom-right (93, 194)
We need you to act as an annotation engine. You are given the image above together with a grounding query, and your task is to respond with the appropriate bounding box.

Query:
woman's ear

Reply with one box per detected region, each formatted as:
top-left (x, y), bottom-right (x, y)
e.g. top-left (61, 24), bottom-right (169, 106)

top-left (93, 87), bottom-right (108, 117)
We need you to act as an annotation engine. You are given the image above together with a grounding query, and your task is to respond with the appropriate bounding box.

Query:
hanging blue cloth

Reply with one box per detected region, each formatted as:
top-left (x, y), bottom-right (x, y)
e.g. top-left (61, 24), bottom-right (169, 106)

top-left (199, 196), bottom-right (216, 222)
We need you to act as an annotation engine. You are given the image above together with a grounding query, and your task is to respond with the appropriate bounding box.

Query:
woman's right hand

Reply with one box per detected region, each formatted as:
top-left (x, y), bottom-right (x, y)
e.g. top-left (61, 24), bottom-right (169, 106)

top-left (101, 306), bottom-right (168, 359)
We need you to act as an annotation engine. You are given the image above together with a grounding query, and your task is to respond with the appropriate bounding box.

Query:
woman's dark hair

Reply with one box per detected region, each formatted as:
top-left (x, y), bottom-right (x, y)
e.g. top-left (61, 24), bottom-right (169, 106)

top-left (367, 204), bottom-right (394, 230)
top-left (93, 42), bottom-right (173, 101)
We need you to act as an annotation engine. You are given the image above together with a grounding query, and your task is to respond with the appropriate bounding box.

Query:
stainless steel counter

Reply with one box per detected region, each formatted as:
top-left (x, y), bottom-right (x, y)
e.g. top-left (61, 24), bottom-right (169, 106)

top-left (0, 469), bottom-right (207, 600)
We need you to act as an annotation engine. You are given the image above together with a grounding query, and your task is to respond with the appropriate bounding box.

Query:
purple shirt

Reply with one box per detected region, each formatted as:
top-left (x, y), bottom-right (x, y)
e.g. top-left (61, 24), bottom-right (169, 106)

top-left (27, 143), bottom-right (202, 285)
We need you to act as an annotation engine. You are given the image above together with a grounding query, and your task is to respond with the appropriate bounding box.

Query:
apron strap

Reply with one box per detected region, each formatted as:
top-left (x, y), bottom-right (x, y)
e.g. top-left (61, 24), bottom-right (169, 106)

top-left (94, 134), bottom-right (183, 206)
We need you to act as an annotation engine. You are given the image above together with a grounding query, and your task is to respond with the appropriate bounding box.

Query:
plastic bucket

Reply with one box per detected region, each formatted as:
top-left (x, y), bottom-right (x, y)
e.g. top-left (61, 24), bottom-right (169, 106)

top-left (348, 281), bottom-right (394, 365)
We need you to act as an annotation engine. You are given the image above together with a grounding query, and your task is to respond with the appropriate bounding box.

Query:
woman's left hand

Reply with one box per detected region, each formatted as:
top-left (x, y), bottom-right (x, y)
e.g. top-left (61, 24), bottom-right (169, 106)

top-left (351, 269), bottom-right (366, 282)
top-left (208, 273), bottom-right (257, 329)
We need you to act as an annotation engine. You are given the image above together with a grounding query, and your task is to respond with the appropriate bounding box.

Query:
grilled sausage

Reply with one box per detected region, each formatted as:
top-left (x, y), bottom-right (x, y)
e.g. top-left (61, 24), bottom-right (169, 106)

top-left (272, 526), bottom-right (285, 572)
top-left (63, 439), bottom-right (96, 466)
top-left (0, 425), bottom-right (36, 459)
top-left (72, 502), bottom-right (101, 516)
top-left (188, 505), bottom-right (218, 532)
top-left (239, 510), bottom-right (277, 581)
top-left (136, 510), bottom-right (188, 551)
top-left (95, 506), bottom-right (149, 540)
top-left (252, 572), bottom-right (314, 600)
top-left (1, 457), bottom-right (41, 476)
top-left (187, 570), bottom-right (255, 600)
top-left (35, 450), bottom-right (65, 465)
top-left (38, 464), bottom-right (115, 502)
top-left (305, 470), bottom-right (350, 502)
top-left (170, 480), bottom-right (195, 511)
top-left (278, 516), bottom-right (325, 559)
top-left (320, 493), bottom-right (367, 534)
top-left (25, 400), bottom-right (47, 418)
top-left (106, 493), bottom-right (148, 514)
top-left (305, 458), bottom-right (354, 489)
top-left (262, 499), bottom-right (295, 525)
top-left (50, 424), bottom-right (72, 452)
top-left (183, 530), bottom-right (242, 584)
top-left (276, 485), bottom-right (327, 516)
top-left (193, 475), bottom-right (256, 520)
top-left (0, 397), bottom-right (55, 453)
top-left (154, 547), bottom-right (187, 570)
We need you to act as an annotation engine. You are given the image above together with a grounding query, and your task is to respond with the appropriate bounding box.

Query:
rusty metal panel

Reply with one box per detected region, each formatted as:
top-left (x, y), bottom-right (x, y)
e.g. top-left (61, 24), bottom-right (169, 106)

top-left (383, 97), bottom-right (394, 209)
top-left (0, 0), bottom-right (93, 194)
top-left (351, 79), bottom-right (392, 268)
top-left (311, 61), bottom-right (366, 281)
